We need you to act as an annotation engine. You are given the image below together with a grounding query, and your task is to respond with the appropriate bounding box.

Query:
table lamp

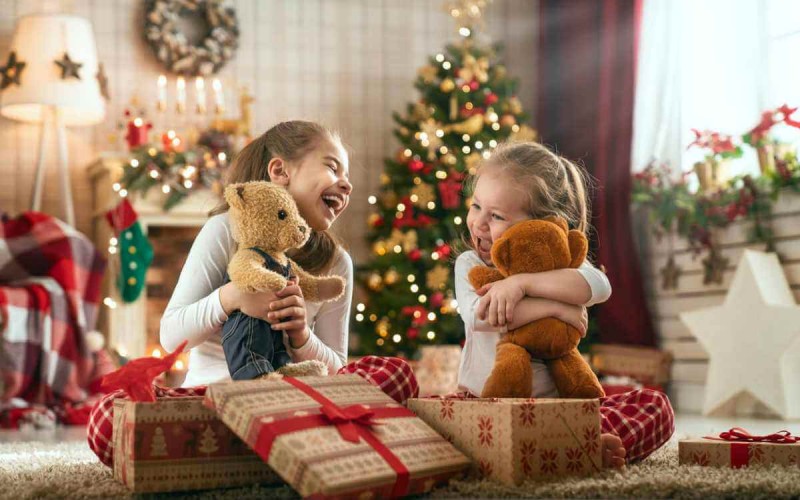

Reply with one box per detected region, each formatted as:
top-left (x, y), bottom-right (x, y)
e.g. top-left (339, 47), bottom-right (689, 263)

top-left (0, 14), bottom-right (106, 227)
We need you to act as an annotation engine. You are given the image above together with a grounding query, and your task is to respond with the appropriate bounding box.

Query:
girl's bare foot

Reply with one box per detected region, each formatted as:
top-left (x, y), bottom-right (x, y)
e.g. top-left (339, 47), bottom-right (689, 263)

top-left (601, 433), bottom-right (626, 469)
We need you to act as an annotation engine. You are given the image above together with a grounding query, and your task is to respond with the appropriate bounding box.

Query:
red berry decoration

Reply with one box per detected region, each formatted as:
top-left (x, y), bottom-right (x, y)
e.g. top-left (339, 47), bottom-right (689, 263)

top-left (408, 158), bottom-right (425, 173)
top-left (430, 291), bottom-right (444, 308)
top-left (484, 92), bottom-right (498, 105)
top-left (469, 80), bottom-right (480, 91)
top-left (407, 327), bottom-right (419, 340)
top-left (408, 248), bottom-right (422, 261)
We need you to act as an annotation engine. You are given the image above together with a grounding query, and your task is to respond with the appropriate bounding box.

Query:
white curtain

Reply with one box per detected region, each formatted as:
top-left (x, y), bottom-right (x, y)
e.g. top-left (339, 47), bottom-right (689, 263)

top-left (631, 0), bottom-right (774, 178)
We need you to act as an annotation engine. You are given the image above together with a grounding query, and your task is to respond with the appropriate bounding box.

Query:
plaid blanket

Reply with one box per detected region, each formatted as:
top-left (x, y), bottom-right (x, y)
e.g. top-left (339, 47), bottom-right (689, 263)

top-left (0, 212), bottom-right (106, 404)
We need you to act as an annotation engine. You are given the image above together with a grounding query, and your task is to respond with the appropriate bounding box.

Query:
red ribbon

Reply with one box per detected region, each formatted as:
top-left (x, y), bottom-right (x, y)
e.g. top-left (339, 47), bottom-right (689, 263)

top-left (706, 427), bottom-right (800, 444)
top-left (254, 377), bottom-right (414, 498)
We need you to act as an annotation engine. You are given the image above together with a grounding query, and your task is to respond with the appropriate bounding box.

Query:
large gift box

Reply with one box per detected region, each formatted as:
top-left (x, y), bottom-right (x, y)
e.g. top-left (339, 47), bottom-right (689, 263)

top-left (407, 396), bottom-right (602, 485)
top-left (204, 374), bottom-right (471, 498)
top-left (679, 428), bottom-right (800, 468)
top-left (112, 396), bottom-right (280, 493)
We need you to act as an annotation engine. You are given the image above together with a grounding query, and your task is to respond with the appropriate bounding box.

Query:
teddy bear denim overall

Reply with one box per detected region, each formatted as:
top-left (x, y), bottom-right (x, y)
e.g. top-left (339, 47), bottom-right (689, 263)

top-left (221, 247), bottom-right (294, 380)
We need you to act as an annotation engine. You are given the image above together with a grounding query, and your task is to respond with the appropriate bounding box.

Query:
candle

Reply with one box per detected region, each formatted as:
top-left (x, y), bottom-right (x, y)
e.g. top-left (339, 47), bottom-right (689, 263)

top-left (212, 78), bottom-right (224, 115)
top-left (195, 77), bottom-right (206, 114)
top-left (157, 74), bottom-right (167, 112)
top-left (176, 76), bottom-right (186, 113)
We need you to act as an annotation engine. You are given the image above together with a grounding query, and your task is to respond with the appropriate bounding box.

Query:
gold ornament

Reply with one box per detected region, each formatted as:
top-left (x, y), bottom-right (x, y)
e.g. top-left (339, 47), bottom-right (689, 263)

top-left (493, 64), bottom-right (507, 80)
top-left (382, 192), bottom-right (399, 209)
top-left (372, 240), bottom-right (388, 256)
top-left (412, 102), bottom-right (432, 121)
top-left (445, 114), bottom-right (484, 136)
top-left (411, 183), bottom-right (436, 207)
top-left (387, 228), bottom-right (418, 253)
top-left (418, 64), bottom-right (439, 84)
top-left (500, 114), bottom-right (517, 128)
top-left (510, 124), bottom-right (538, 143)
top-left (445, 0), bottom-right (491, 33)
top-left (440, 291), bottom-right (457, 314)
top-left (426, 265), bottom-right (451, 290)
top-left (465, 152), bottom-right (482, 173)
top-left (399, 126), bottom-right (410, 136)
top-left (419, 118), bottom-right (444, 159)
top-left (459, 53), bottom-right (489, 83)
top-left (376, 317), bottom-right (390, 337)
top-left (367, 213), bottom-right (382, 227)
top-left (442, 153), bottom-right (458, 166)
top-left (440, 78), bottom-right (455, 93)
top-left (384, 268), bottom-right (400, 285)
top-left (508, 96), bottom-right (523, 115)
top-left (367, 272), bottom-right (384, 291)
top-left (380, 173), bottom-right (391, 185)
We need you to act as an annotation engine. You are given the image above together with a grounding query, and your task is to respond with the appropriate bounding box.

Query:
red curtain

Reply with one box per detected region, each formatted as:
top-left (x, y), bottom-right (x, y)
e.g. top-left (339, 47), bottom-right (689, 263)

top-left (536, 0), bottom-right (655, 346)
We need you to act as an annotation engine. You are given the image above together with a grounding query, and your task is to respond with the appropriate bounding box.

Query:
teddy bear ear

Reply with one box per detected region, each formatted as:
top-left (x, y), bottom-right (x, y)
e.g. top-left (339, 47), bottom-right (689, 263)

top-left (568, 230), bottom-right (588, 268)
top-left (224, 183), bottom-right (246, 210)
top-left (542, 215), bottom-right (569, 233)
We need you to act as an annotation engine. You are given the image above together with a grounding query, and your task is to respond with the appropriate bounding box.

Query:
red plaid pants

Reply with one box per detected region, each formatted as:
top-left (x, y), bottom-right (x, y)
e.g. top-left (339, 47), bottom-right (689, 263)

top-left (87, 356), bottom-right (418, 467)
top-left (599, 388), bottom-right (674, 462)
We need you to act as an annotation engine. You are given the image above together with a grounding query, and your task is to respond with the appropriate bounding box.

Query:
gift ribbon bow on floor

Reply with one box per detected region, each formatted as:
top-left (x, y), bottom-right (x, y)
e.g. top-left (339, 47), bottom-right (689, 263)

top-left (702, 427), bottom-right (800, 468)
top-left (254, 377), bottom-right (415, 498)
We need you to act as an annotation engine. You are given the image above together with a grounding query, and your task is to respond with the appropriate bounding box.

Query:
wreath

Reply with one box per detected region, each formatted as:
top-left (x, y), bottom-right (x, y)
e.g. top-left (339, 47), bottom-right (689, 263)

top-left (144, 0), bottom-right (239, 76)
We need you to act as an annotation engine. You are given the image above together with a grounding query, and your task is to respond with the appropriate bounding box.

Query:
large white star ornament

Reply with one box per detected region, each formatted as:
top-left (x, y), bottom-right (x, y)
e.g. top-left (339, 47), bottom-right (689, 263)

top-left (680, 250), bottom-right (800, 419)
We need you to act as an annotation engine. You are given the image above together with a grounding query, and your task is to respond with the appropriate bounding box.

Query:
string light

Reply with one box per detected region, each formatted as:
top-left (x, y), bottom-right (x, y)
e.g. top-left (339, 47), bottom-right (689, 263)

top-left (162, 184), bottom-right (171, 194)
top-left (427, 312), bottom-right (437, 321)
top-left (489, 139), bottom-right (498, 148)
top-left (435, 53), bottom-right (444, 62)
top-left (149, 169), bottom-right (159, 179)
top-left (462, 145), bottom-right (471, 154)
top-left (450, 299), bottom-right (459, 309)
top-left (404, 148), bottom-right (412, 157)
top-left (133, 118), bottom-right (143, 127)
top-left (435, 129), bottom-right (445, 138)
top-left (148, 148), bottom-right (157, 156)
top-left (407, 274), bottom-right (415, 283)
top-left (442, 61), bottom-right (452, 70)
top-left (459, 27), bottom-right (471, 37)
top-left (218, 152), bottom-right (227, 162)
top-left (454, 216), bottom-right (463, 225)
top-left (377, 338), bottom-right (384, 346)
top-left (465, 102), bottom-right (473, 110)
top-left (394, 245), bottom-right (402, 253)
top-left (369, 314), bottom-right (378, 322)
top-left (174, 360), bottom-right (185, 370)
top-left (418, 295), bottom-right (427, 303)
top-left (435, 170), bottom-right (447, 179)
top-left (461, 84), bottom-right (471, 93)
top-left (413, 177), bottom-right (422, 185)
top-left (492, 122), bottom-right (500, 131)
top-left (427, 331), bottom-right (436, 340)
top-left (397, 203), bottom-right (406, 212)
top-left (427, 201), bottom-right (436, 210)
top-left (487, 111), bottom-right (499, 122)
top-left (152, 348), bottom-right (162, 358)
top-left (392, 334), bottom-right (402, 343)
top-left (439, 146), bottom-right (448, 154)
top-left (431, 252), bottom-right (440, 261)
top-left (512, 124), bottom-right (520, 132)
top-left (357, 303), bottom-right (366, 312)
top-left (462, 134), bottom-right (470, 142)
top-left (482, 151), bottom-right (491, 159)
top-left (130, 159), bottom-right (139, 168)
top-left (356, 313), bottom-right (364, 322)
top-left (184, 180), bottom-right (193, 189)
top-left (410, 284), bottom-right (419, 293)
top-left (109, 237), bottom-right (118, 246)
top-left (475, 141), bottom-right (483, 149)
top-left (112, 182), bottom-right (121, 192)
top-left (108, 245), bottom-right (117, 254)
top-left (119, 189), bottom-right (128, 197)
top-left (410, 194), bottom-right (419, 203)
top-left (368, 195), bottom-right (377, 205)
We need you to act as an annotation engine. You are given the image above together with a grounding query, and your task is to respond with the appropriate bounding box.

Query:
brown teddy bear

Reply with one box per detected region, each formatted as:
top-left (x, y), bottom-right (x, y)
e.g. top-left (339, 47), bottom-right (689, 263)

top-left (222, 181), bottom-right (345, 380)
top-left (468, 216), bottom-right (605, 399)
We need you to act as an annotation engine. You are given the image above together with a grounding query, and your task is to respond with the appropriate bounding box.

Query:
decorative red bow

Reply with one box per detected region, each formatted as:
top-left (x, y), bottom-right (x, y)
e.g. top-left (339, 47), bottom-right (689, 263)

top-left (319, 404), bottom-right (380, 443)
top-left (709, 427), bottom-right (800, 444)
top-left (100, 340), bottom-right (187, 402)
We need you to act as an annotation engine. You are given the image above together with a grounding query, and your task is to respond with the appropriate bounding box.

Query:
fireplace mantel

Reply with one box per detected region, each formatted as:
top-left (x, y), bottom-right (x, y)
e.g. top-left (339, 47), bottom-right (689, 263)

top-left (87, 153), bottom-right (221, 358)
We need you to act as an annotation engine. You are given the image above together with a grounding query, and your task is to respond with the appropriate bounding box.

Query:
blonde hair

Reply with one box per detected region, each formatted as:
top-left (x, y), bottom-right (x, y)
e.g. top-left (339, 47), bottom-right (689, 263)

top-left (468, 141), bottom-right (593, 233)
top-left (210, 120), bottom-right (343, 274)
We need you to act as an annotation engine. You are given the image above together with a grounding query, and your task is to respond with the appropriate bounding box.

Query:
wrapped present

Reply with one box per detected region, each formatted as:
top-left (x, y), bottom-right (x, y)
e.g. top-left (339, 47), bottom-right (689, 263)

top-left (407, 396), bottom-right (602, 485)
top-left (415, 345), bottom-right (462, 396)
top-left (590, 344), bottom-right (672, 386)
top-left (204, 374), bottom-right (471, 499)
top-left (679, 428), bottom-right (800, 468)
top-left (112, 396), bottom-right (280, 493)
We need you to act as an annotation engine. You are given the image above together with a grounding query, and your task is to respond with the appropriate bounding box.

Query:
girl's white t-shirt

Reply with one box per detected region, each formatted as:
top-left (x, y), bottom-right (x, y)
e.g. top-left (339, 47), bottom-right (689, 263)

top-left (159, 213), bottom-right (353, 387)
top-left (454, 250), bottom-right (612, 398)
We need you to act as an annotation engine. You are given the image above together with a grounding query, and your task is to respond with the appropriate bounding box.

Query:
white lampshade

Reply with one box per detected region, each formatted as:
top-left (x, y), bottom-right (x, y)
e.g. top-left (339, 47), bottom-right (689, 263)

top-left (0, 14), bottom-right (105, 126)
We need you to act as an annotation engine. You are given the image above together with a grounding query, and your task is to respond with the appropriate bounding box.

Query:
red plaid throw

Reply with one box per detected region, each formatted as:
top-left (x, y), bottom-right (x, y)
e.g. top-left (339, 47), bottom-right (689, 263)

top-left (0, 212), bottom-right (106, 404)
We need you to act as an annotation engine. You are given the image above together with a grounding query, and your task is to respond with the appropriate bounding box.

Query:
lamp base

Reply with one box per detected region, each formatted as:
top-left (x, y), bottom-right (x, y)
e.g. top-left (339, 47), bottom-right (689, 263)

top-left (30, 105), bottom-right (75, 227)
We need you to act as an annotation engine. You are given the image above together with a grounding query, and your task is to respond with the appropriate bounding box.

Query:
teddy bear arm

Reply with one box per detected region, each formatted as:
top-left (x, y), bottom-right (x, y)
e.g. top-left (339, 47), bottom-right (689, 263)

top-left (228, 251), bottom-right (287, 293)
top-left (289, 260), bottom-right (346, 303)
top-left (567, 230), bottom-right (588, 269)
top-left (468, 265), bottom-right (505, 290)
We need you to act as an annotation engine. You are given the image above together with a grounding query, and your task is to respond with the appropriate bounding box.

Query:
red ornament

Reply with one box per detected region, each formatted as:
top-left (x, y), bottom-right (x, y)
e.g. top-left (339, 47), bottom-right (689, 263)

top-left (407, 327), bottom-right (419, 340)
top-left (408, 158), bottom-right (425, 173)
top-left (430, 291), bottom-right (444, 308)
top-left (484, 92), bottom-right (498, 105)
top-left (125, 117), bottom-right (151, 150)
top-left (434, 242), bottom-right (452, 259)
top-left (469, 80), bottom-right (480, 91)
top-left (371, 216), bottom-right (385, 228)
top-left (416, 214), bottom-right (434, 226)
top-left (100, 341), bottom-right (187, 402)
top-left (402, 305), bottom-right (428, 326)
top-left (409, 248), bottom-right (422, 261)
top-left (438, 178), bottom-right (462, 209)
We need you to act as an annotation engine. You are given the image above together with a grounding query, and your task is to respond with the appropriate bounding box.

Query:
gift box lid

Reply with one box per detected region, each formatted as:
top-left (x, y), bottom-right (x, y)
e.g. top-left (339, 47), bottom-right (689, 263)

top-left (204, 374), bottom-right (471, 498)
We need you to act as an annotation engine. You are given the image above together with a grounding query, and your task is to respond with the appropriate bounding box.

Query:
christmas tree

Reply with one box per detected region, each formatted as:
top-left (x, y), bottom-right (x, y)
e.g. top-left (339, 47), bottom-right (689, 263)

top-left (353, 2), bottom-right (536, 356)
top-left (198, 424), bottom-right (219, 455)
top-left (149, 426), bottom-right (168, 457)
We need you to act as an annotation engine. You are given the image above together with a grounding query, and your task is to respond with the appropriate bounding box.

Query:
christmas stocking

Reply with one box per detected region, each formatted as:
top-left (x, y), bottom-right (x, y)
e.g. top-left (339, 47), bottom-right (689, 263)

top-left (105, 199), bottom-right (153, 302)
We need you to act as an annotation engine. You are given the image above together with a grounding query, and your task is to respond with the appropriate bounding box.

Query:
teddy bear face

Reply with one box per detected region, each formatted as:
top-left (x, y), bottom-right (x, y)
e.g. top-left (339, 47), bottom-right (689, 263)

top-left (224, 181), bottom-right (310, 252)
top-left (490, 218), bottom-right (573, 276)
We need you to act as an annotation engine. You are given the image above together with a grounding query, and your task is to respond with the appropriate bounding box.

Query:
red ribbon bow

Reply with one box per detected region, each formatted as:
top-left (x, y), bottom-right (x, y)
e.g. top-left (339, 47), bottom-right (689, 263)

top-left (319, 404), bottom-right (379, 443)
top-left (711, 427), bottom-right (800, 444)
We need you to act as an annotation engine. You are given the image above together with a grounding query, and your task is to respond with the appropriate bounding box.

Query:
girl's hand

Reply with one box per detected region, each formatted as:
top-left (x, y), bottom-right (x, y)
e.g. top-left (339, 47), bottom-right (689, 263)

top-left (476, 275), bottom-right (526, 327)
top-left (267, 282), bottom-right (310, 348)
top-left (554, 303), bottom-right (588, 337)
top-left (220, 281), bottom-right (279, 321)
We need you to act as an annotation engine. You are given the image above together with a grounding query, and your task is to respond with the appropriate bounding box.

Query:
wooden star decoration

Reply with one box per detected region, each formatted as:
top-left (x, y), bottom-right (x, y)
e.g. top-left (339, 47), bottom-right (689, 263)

top-left (702, 249), bottom-right (728, 285)
top-left (0, 51), bottom-right (26, 90)
top-left (54, 52), bottom-right (82, 80)
top-left (660, 256), bottom-right (682, 290)
top-left (680, 250), bottom-right (800, 418)
top-left (96, 62), bottom-right (109, 100)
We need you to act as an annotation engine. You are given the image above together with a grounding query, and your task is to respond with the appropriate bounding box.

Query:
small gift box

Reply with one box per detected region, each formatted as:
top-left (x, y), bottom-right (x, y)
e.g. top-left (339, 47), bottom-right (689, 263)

top-left (679, 428), bottom-right (800, 468)
top-left (204, 374), bottom-right (471, 498)
top-left (407, 396), bottom-right (602, 486)
top-left (112, 396), bottom-right (280, 493)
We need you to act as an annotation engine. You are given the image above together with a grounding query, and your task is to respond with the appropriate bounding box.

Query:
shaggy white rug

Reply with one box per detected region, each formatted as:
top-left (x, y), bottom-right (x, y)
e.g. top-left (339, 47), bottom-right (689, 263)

top-left (2, 437), bottom-right (799, 499)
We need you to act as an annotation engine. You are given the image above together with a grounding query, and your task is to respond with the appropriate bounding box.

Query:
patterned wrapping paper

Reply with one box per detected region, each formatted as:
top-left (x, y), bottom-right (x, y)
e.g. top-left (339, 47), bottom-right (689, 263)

top-left (679, 438), bottom-right (800, 468)
top-left (414, 345), bottom-right (462, 396)
top-left (112, 397), bottom-right (280, 493)
top-left (407, 397), bottom-right (602, 486)
top-left (204, 374), bottom-right (471, 499)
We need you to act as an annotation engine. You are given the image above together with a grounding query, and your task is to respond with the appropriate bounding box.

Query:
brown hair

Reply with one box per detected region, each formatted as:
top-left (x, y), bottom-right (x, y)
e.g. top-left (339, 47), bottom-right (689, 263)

top-left (210, 120), bottom-right (342, 274)
top-left (460, 141), bottom-right (593, 255)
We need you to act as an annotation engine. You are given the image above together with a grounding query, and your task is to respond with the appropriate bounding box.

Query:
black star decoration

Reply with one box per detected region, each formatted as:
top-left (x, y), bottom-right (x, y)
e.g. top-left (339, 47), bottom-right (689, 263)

top-left (96, 62), bottom-right (109, 100)
top-left (55, 52), bottom-right (82, 80)
top-left (1, 51), bottom-right (26, 90)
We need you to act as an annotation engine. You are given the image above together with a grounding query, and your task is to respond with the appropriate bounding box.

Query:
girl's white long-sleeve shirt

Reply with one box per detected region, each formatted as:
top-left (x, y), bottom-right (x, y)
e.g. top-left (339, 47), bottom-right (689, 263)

top-left (454, 250), bottom-right (612, 397)
top-left (160, 213), bottom-right (353, 387)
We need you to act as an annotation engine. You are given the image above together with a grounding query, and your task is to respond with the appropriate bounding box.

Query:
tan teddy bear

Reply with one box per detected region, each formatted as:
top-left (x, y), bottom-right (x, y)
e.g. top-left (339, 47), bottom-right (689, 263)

top-left (222, 181), bottom-right (345, 380)
top-left (468, 216), bottom-right (605, 399)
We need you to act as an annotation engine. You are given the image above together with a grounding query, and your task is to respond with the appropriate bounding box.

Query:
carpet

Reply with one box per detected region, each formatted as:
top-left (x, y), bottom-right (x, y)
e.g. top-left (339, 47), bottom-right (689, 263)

top-left (2, 437), bottom-right (799, 499)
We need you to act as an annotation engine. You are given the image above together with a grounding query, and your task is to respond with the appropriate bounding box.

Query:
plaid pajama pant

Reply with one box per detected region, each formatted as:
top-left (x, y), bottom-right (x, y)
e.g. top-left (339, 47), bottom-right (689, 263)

top-left (87, 355), bottom-right (419, 467)
top-left (88, 355), bottom-right (672, 467)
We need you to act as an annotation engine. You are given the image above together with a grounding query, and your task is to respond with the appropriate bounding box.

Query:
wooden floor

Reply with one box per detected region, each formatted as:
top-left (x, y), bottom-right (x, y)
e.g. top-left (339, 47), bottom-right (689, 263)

top-left (1, 413), bottom-right (796, 445)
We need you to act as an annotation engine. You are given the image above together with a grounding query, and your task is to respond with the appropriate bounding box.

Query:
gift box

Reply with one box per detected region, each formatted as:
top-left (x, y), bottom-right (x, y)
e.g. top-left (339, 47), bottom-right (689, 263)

top-left (112, 396), bottom-right (280, 493)
top-left (407, 396), bottom-right (602, 485)
top-left (590, 344), bottom-right (672, 387)
top-left (414, 345), bottom-right (462, 396)
top-left (679, 428), bottom-right (800, 468)
top-left (204, 374), bottom-right (471, 498)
